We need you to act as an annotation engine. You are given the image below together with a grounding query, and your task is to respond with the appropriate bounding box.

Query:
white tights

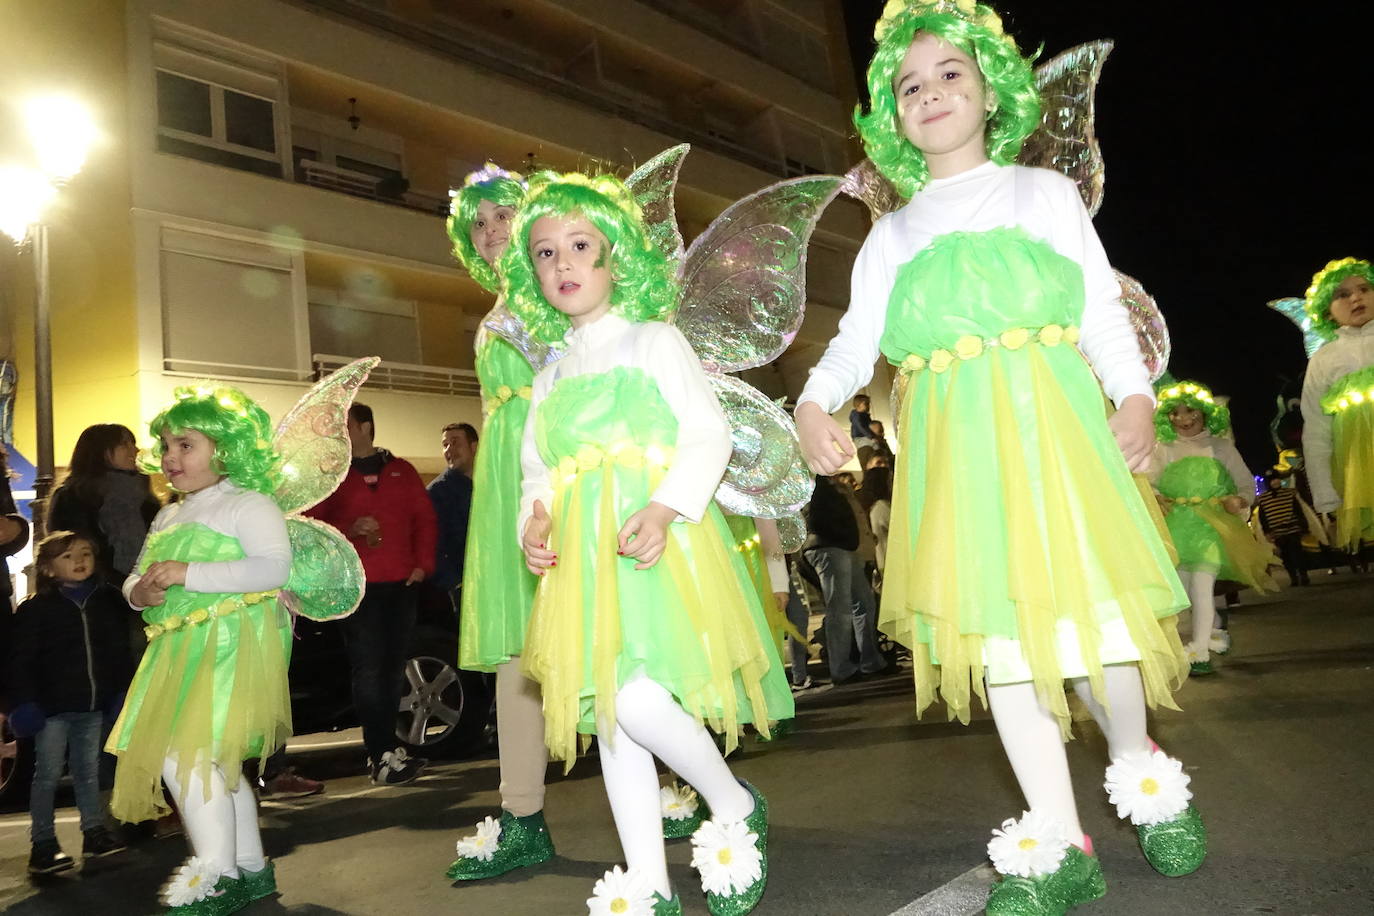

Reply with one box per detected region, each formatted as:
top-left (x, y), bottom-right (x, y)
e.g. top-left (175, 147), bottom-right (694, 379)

top-left (987, 664), bottom-right (1152, 844)
top-left (1177, 569), bottom-right (1219, 658)
top-left (162, 758), bottom-right (266, 879)
top-left (598, 676), bottom-right (753, 898)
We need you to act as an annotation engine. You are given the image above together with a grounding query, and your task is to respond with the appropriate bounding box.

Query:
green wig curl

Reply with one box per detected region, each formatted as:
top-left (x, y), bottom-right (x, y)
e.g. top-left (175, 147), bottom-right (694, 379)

top-left (446, 163), bottom-right (527, 295)
top-left (499, 171), bottom-right (678, 345)
top-left (143, 384), bottom-right (283, 494)
top-left (1304, 257), bottom-right (1374, 337)
top-left (855, 1), bottom-right (1040, 199)
top-left (1153, 380), bottom-right (1231, 443)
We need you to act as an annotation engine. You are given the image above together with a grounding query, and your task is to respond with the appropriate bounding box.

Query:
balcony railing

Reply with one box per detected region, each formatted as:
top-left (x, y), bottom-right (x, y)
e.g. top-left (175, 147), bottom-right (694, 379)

top-left (313, 354), bottom-right (480, 398)
top-left (296, 159), bottom-right (449, 217)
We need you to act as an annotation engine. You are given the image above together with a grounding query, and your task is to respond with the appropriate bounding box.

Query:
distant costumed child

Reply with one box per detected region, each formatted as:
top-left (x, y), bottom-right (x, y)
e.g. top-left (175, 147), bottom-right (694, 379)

top-left (1151, 381), bottom-right (1276, 675)
top-left (794, 2), bottom-right (1205, 912)
top-left (1299, 258), bottom-right (1374, 553)
top-left (507, 171), bottom-right (793, 916)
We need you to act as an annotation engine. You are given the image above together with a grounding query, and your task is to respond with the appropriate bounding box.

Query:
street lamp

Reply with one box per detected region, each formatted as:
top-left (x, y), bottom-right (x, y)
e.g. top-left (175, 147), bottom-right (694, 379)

top-left (0, 94), bottom-right (98, 542)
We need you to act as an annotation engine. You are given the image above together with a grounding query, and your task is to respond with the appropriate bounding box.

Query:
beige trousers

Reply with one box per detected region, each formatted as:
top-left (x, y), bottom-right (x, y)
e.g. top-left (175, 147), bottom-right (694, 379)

top-left (496, 657), bottom-right (548, 816)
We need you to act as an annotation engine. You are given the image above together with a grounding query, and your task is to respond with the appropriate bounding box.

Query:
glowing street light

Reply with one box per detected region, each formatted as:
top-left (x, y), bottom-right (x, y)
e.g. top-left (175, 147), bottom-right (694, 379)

top-left (0, 94), bottom-right (99, 541)
top-left (23, 95), bottom-right (100, 183)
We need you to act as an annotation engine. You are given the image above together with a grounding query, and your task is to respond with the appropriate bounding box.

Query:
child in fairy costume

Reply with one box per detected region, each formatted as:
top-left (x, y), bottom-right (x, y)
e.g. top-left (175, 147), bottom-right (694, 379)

top-left (1299, 257), bottom-right (1374, 553)
top-left (795, 3), bottom-right (1204, 912)
top-left (1151, 381), bottom-right (1276, 675)
top-left (506, 171), bottom-right (792, 916)
top-left (444, 163), bottom-right (564, 881)
top-left (108, 363), bottom-right (374, 915)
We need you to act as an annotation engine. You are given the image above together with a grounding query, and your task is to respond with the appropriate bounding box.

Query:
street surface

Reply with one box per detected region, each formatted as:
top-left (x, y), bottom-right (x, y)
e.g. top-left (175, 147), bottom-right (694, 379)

top-left (2, 573), bottom-right (1372, 915)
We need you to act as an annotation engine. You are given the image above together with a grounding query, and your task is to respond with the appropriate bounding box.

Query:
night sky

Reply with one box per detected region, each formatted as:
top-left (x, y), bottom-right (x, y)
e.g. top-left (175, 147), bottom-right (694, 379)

top-left (837, 0), bottom-right (1373, 470)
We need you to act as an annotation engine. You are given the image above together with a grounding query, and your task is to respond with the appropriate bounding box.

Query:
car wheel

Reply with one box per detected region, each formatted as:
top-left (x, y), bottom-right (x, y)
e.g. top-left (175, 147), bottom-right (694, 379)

top-left (0, 713), bottom-right (34, 809)
top-left (396, 627), bottom-right (490, 760)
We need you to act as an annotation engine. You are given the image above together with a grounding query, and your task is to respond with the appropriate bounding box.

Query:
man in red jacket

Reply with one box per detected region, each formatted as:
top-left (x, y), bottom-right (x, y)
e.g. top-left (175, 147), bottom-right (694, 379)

top-left (308, 403), bottom-right (438, 785)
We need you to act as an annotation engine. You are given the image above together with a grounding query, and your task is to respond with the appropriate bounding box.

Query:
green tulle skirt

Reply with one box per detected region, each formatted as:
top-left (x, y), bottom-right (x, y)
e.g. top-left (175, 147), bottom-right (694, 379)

top-left (1158, 456), bottom-right (1278, 589)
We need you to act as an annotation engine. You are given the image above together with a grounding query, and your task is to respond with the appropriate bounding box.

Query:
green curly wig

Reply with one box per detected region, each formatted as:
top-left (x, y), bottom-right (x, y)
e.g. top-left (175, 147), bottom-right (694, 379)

top-left (143, 384), bottom-right (283, 494)
top-left (1154, 380), bottom-right (1231, 443)
top-left (855, 1), bottom-right (1040, 199)
top-left (499, 171), bottom-right (678, 345)
top-left (447, 163), bottom-right (527, 295)
top-left (1304, 257), bottom-right (1374, 337)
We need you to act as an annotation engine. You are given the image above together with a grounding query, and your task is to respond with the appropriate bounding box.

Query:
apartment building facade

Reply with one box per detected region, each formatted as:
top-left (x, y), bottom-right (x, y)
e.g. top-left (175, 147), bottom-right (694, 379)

top-left (1, 0), bottom-right (870, 476)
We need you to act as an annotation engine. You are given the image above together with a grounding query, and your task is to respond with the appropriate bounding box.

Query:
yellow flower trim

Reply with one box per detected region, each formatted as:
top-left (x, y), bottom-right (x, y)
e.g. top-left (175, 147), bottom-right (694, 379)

top-left (554, 441), bottom-right (676, 486)
top-left (143, 589), bottom-right (281, 642)
top-left (1171, 495), bottom-right (1221, 506)
top-left (898, 325), bottom-right (1081, 375)
top-left (483, 384), bottom-right (533, 417)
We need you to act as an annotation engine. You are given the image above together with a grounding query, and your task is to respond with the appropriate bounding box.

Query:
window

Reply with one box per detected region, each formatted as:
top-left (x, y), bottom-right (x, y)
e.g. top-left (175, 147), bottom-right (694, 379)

top-left (152, 25), bottom-right (286, 178)
top-left (308, 288), bottom-right (421, 365)
top-left (160, 229), bottom-right (303, 380)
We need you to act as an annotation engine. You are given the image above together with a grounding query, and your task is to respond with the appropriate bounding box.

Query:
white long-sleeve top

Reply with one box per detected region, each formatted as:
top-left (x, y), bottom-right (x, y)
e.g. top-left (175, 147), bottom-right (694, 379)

top-left (1150, 432), bottom-right (1257, 506)
top-left (517, 313), bottom-right (734, 540)
top-left (1300, 323), bottom-right (1374, 511)
top-left (123, 479), bottom-right (292, 609)
top-left (797, 162), bottom-right (1153, 414)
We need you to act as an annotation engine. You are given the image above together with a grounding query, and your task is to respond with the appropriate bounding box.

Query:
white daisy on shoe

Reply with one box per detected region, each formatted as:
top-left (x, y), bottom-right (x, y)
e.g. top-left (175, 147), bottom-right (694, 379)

top-left (690, 818), bottom-right (763, 896)
top-left (1104, 749), bottom-right (1192, 826)
top-left (586, 865), bottom-right (656, 916)
top-left (986, 811), bottom-right (1070, 878)
top-left (660, 782), bottom-right (700, 821)
top-left (160, 856), bottom-right (220, 907)
top-left (454, 815), bottom-right (502, 862)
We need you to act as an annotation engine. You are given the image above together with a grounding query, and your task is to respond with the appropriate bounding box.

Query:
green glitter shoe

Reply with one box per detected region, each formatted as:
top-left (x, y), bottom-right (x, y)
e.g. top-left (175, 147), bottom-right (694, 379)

top-left (986, 844), bottom-right (1106, 915)
top-left (661, 782), bottom-right (710, 840)
top-left (446, 809), bottom-right (554, 881)
top-left (652, 892), bottom-right (684, 915)
top-left (162, 865), bottom-right (250, 916)
top-left (1138, 804), bottom-right (1207, 876)
top-left (1187, 646), bottom-right (1215, 676)
top-left (691, 781), bottom-right (769, 916)
top-left (236, 861), bottom-right (276, 901)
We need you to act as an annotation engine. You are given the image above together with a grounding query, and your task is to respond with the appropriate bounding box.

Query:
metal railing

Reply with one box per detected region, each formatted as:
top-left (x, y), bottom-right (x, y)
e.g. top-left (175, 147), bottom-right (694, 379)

top-left (313, 353), bottom-right (480, 397)
top-left (295, 159), bottom-right (449, 216)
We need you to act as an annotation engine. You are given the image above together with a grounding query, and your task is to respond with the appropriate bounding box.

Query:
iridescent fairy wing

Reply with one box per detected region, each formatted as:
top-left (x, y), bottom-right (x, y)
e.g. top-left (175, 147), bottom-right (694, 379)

top-left (840, 158), bottom-right (903, 223)
top-left (1018, 40), bottom-right (1114, 216)
top-left (281, 517), bottom-right (365, 621)
top-left (774, 511), bottom-right (807, 554)
top-left (1115, 271), bottom-right (1170, 382)
top-left (674, 174), bottom-right (843, 372)
top-left (707, 374), bottom-right (813, 519)
top-left (479, 300), bottom-right (562, 371)
top-left (625, 143), bottom-right (690, 268)
top-left (271, 356), bottom-right (379, 516)
top-left (1268, 296), bottom-right (1333, 358)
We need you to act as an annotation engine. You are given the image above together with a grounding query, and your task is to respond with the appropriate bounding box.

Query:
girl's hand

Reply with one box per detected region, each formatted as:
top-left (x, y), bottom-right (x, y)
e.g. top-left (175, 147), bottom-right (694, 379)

top-left (143, 560), bottom-right (189, 589)
top-left (1109, 394), bottom-right (1156, 473)
top-left (618, 502), bottom-right (678, 570)
top-left (797, 401), bottom-right (854, 476)
top-left (522, 500), bottom-right (556, 576)
top-left (1222, 495), bottom-right (1248, 516)
top-left (129, 578), bottom-right (167, 608)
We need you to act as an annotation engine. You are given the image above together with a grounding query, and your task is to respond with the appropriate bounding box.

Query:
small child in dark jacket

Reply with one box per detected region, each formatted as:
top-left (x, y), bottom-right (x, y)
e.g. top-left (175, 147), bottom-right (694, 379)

top-left (8, 531), bottom-right (131, 874)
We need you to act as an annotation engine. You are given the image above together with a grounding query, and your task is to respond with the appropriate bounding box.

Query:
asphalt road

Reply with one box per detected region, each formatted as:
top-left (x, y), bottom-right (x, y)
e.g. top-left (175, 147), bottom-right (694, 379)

top-left (2, 572), bottom-right (1372, 915)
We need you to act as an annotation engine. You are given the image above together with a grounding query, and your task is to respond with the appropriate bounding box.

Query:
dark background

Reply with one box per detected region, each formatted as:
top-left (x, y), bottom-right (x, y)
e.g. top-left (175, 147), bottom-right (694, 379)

top-left (837, 0), bottom-right (1373, 470)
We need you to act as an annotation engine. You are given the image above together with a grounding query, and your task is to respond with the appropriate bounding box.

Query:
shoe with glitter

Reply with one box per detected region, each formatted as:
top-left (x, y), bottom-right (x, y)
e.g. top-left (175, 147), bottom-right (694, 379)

top-left (1137, 804), bottom-right (1207, 877)
top-left (652, 892), bottom-right (684, 915)
top-left (661, 782), bottom-right (710, 840)
top-left (1186, 645), bottom-right (1214, 677)
top-left (691, 781), bottom-right (769, 916)
top-left (446, 809), bottom-right (554, 881)
top-left (985, 843), bottom-right (1107, 916)
top-left (236, 861), bottom-right (277, 901)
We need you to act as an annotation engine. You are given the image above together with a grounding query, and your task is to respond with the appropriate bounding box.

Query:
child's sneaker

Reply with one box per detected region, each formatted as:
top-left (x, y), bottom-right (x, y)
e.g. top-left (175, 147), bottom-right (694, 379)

top-left (370, 747), bottom-right (426, 786)
top-left (447, 810), bottom-right (554, 881)
top-left (691, 781), bottom-right (769, 915)
top-left (1208, 629), bottom-right (1231, 655)
top-left (28, 840), bottom-right (75, 875)
top-left (1186, 645), bottom-right (1214, 676)
top-left (661, 782), bottom-right (709, 840)
top-left (82, 826), bottom-right (127, 858)
top-left (1104, 749), bottom-right (1207, 876)
top-left (237, 860), bottom-right (277, 900)
top-left (160, 857), bottom-right (248, 915)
